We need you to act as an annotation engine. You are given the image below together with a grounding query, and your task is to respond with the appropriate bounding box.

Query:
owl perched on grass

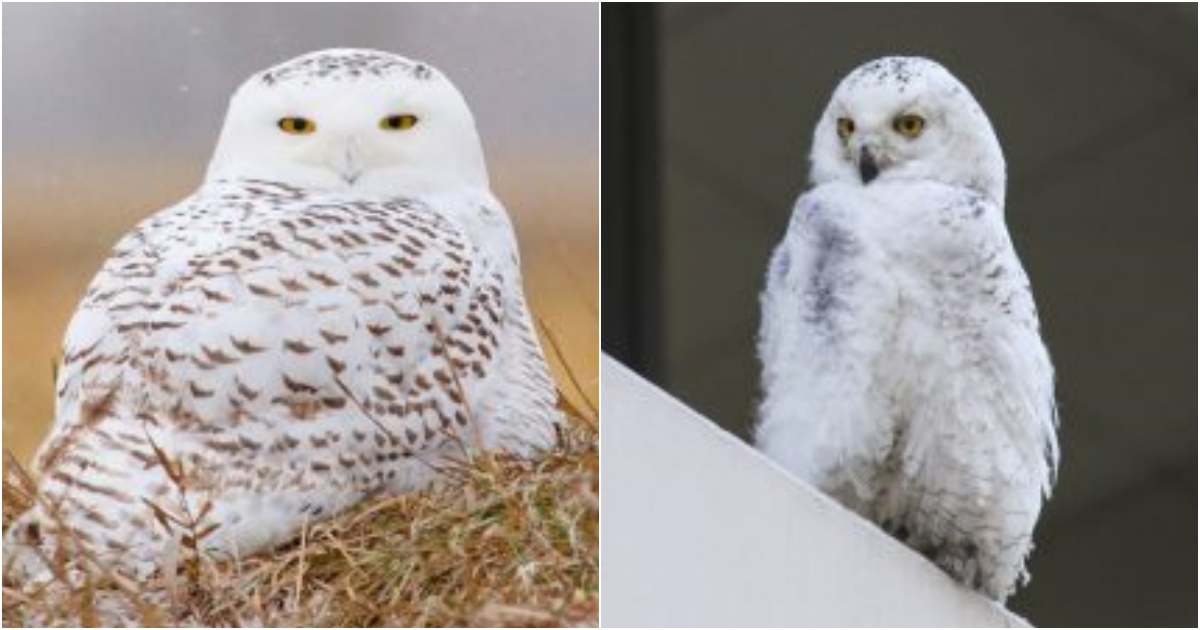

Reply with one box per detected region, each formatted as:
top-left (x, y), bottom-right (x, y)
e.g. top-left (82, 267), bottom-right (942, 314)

top-left (6, 49), bottom-right (561, 582)
top-left (756, 57), bottom-right (1058, 601)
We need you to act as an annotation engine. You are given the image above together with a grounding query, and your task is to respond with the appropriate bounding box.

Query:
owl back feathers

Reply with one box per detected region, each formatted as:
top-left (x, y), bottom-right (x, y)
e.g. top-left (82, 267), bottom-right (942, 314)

top-left (9, 176), bottom-right (560, 581)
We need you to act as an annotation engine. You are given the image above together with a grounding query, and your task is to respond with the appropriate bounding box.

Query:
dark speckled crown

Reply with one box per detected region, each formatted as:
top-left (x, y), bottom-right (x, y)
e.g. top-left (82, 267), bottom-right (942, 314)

top-left (257, 49), bottom-right (434, 86)
top-left (841, 56), bottom-right (943, 93)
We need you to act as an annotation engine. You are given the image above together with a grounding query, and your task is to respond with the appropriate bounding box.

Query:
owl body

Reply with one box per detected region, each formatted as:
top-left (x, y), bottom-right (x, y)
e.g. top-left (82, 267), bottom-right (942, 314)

top-left (757, 57), bottom-right (1057, 601)
top-left (7, 50), bottom-right (560, 581)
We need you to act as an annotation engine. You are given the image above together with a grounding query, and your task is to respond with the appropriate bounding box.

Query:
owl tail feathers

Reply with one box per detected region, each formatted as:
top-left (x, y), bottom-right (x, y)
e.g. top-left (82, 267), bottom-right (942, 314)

top-left (480, 406), bottom-right (564, 459)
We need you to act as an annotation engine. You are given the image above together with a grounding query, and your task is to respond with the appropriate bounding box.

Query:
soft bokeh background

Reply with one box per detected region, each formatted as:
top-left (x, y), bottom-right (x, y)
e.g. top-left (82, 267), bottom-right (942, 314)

top-left (604, 4), bottom-right (1195, 626)
top-left (3, 4), bottom-right (598, 461)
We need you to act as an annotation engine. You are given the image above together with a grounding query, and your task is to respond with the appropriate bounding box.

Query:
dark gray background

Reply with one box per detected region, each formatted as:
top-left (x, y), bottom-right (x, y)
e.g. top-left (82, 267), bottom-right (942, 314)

top-left (605, 4), bottom-right (1196, 626)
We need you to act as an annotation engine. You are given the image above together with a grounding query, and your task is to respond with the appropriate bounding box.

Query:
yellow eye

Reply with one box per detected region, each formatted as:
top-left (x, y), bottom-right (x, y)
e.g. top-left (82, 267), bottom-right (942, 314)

top-left (836, 117), bottom-right (855, 141)
top-left (278, 117), bottom-right (316, 135)
top-left (893, 114), bottom-right (925, 138)
top-left (380, 114), bottom-right (418, 131)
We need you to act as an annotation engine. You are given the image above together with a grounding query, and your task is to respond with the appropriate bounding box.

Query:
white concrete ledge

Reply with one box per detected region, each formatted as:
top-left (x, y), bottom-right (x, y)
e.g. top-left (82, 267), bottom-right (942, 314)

top-left (601, 354), bottom-right (1028, 628)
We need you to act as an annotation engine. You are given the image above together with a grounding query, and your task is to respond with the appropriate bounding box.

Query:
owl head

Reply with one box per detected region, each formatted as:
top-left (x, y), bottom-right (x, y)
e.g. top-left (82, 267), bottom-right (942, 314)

top-left (207, 49), bottom-right (489, 195)
top-left (809, 56), bottom-right (1006, 205)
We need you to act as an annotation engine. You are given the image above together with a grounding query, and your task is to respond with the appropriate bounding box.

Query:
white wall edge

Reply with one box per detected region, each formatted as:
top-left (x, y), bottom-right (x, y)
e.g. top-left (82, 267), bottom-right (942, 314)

top-left (600, 354), bottom-right (1030, 628)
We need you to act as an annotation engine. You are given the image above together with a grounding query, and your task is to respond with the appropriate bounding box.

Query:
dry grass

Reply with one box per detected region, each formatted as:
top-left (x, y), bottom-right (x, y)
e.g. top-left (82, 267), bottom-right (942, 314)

top-left (2, 389), bottom-right (597, 627)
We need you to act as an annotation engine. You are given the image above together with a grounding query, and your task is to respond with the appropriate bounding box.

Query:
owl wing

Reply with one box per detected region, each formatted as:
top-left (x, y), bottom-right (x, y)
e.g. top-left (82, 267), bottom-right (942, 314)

top-left (468, 199), bottom-right (562, 454)
top-left (885, 188), bottom-right (1058, 599)
top-left (918, 192), bottom-right (1059, 497)
top-left (43, 181), bottom-right (556, 490)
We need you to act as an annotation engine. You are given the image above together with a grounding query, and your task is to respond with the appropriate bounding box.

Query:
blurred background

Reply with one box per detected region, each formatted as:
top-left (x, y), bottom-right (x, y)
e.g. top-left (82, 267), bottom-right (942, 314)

top-left (3, 4), bottom-right (598, 460)
top-left (603, 4), bottom-right (1195, 626)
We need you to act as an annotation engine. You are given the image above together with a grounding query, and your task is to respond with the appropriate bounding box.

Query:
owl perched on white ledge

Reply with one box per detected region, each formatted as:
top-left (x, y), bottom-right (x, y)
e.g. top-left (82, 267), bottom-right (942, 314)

top-left (756, 56), bottom-right (1058, 601)
top-left (6, 48), bottom-right (561, 582)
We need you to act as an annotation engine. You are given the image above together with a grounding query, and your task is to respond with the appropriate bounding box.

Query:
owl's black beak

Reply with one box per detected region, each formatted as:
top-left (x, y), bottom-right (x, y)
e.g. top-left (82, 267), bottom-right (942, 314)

top-left (858, 147), bottom-right (880, 184)
top-left (329, 136), bottom-right (365, 186)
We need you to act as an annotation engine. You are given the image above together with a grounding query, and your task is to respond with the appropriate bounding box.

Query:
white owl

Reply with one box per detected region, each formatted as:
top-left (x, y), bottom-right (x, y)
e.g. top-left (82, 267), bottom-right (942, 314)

top-left (756, 57), bottom-right (1058, 601)
top-left (6, 49), bottom-right (561, 582)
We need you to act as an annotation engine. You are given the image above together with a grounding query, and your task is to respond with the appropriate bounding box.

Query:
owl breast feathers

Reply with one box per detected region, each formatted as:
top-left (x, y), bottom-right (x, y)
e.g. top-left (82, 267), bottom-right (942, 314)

top-left (756, 57), bottom-right (1058, 602)
top-left (5, 49), bottom-right (561, 582)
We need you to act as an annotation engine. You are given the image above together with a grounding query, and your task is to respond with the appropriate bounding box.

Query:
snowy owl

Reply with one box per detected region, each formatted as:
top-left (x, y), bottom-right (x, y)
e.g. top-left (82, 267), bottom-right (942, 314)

top-left (6, 49), bottom-right (561, 582)
top-left (756, 57), bottom-right (1058, 601)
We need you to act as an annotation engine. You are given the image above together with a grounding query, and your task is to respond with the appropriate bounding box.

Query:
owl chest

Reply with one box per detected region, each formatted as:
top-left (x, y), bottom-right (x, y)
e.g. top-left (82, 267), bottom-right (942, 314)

top-left (861, 231), bottom-right (1007, 400)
